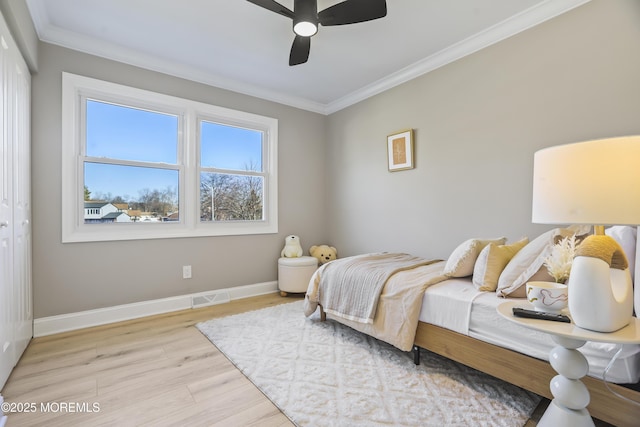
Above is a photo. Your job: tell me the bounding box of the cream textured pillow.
[472,238,529,292]
[443,237,507,278]
[496,227,589,297]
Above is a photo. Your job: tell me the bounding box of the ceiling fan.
[246,0,387,66]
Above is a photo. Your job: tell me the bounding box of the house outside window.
[62,73,278,243]
[84,202,132,223]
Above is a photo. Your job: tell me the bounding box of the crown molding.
[31,20,330,114]
[324,0,592,114]
[27,0,591,116]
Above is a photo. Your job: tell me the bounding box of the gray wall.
[32,44,327,318]
[325,0,640,260]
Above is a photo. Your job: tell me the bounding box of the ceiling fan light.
[292,0,318,37]
[293,20,317,37]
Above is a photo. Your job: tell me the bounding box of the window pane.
[86,100,178,164]
[200,172,263,221]
[200,121,262,171]
[84,162,179,222]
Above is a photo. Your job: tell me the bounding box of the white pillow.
[497,227,589,297]
[606,226,637,283]
[472,238,529,292]
[443,237,507,278]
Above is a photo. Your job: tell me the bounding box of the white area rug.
[196,300,540,426]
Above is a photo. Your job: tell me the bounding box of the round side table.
[497,301,640,427]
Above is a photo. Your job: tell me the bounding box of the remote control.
[512,307,571,323]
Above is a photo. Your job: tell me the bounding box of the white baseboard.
[33,281,279,337]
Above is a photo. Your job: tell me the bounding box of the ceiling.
[26,0,589,114]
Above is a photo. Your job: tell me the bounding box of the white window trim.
[61,72,278,243]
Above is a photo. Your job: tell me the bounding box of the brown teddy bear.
[309,245,338,265]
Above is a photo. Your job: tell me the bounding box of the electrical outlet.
[183,265,192,279]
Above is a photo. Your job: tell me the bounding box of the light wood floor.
[1,293,297,426]
[1,292,593,427]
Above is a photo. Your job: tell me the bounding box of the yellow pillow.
[472,238,529,291]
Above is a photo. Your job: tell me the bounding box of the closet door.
[0,13,32,389]
[0,25,14,389]
[11,42,31,359]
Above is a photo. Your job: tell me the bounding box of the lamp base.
[568,236,633,333]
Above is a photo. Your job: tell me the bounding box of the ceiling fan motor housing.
[293,0,318,36]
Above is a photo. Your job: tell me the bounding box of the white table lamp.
[532,136,640,332]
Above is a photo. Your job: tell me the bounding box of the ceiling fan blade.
[246,0,294,19]
[318,0,386,26]
[289,35,311,66]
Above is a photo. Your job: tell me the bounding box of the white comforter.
[304,258,448,351]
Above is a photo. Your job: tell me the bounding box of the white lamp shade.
[532,136,640,226]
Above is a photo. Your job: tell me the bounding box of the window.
[62,73,278,242]
[84,100,180,224]
[199,120,266,222]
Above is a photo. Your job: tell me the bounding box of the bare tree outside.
[134,186,178,217]
[200,172,263,221]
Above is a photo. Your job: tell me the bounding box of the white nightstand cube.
[278,256,318,296]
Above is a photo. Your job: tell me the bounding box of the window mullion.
[182,109,197,229]
[200,166,265,178]
[83,156,179,171]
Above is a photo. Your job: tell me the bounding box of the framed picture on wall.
[387,129,414,171]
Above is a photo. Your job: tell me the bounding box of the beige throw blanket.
[318,253,433,323]
[305,256,447,351]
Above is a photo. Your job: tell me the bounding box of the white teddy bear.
[281,235,303,258]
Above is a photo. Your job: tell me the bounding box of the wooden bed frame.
[413,321,640,427]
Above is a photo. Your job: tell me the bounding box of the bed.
[304,226,640,427]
